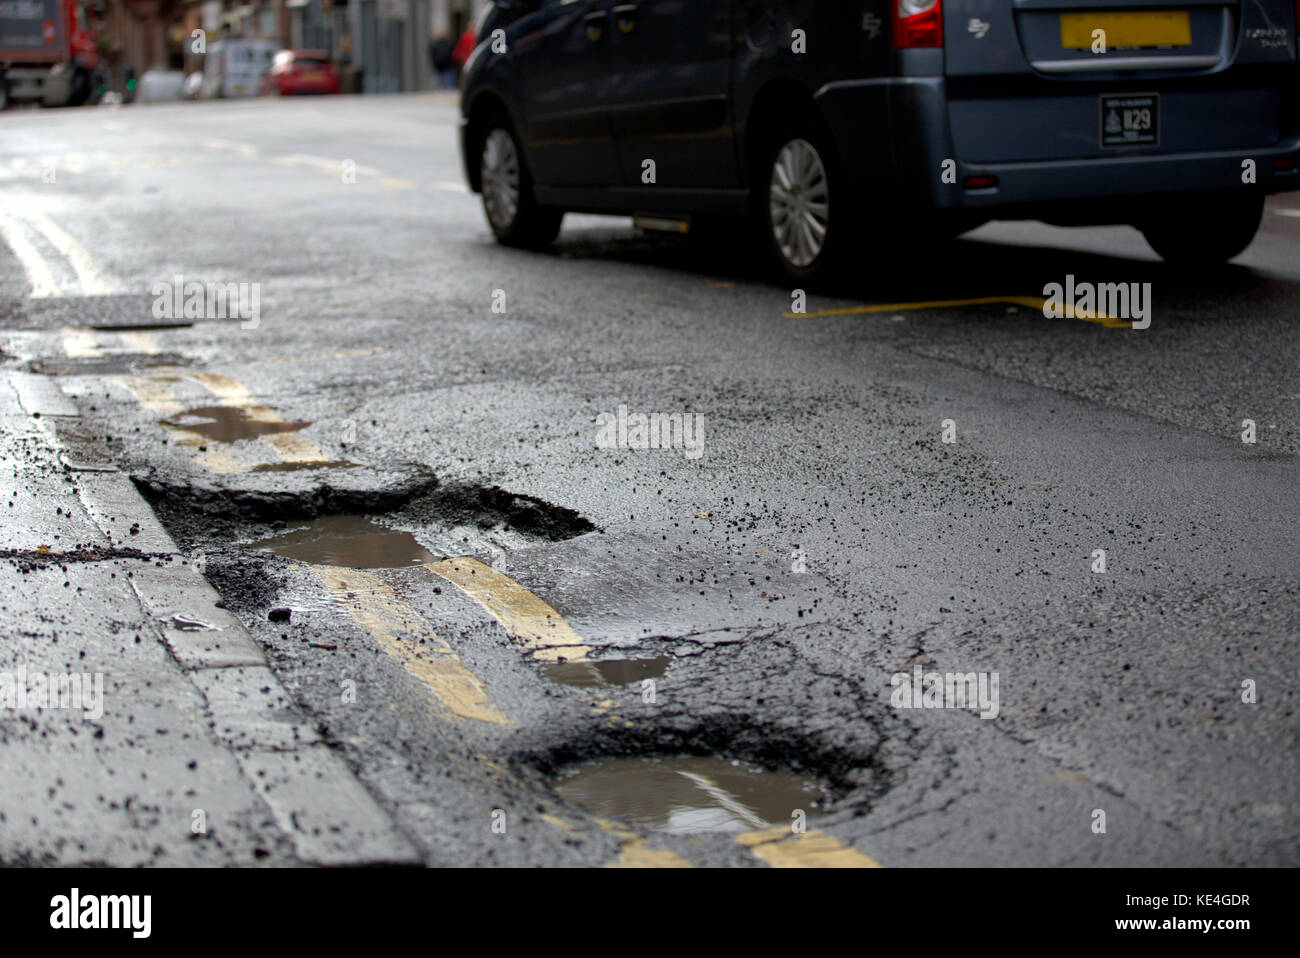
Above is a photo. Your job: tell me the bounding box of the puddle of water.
[249,515,439,568]
[251,460,357,473]
[551,755,825,835]
[545,656,670,688]
[163,405,310,443]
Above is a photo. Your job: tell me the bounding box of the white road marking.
[1273,209,1300,218]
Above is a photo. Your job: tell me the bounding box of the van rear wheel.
[1140,194,1264,266]
[479,124,562,249]
[755,119,846,284]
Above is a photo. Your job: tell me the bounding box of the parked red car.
[260,50,340,96]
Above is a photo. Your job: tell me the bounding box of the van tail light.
[893,0,944,48]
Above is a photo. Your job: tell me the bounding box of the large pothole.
[135,471,597,556]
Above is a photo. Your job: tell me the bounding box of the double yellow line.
[788,294,1129,328]
[0,198,113,298]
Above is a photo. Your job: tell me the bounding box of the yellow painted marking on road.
[202,138,260,159]
[178,370,328,464]
[540,813,579,832]
[166,429,256,475]
[114,374,182,415]
[118,331,160,355]
[606,839,693,868]
[425,557,591,662]
[379,177,415,190]
[591,817,692,866]
[736,827,883,868]
[259,348,382,365]
[20,209,113,295]
[315,566,510,725]
[262,431,328,463]
[0,214,61,297]
[788,295,1127,328]
[60,326,102,358]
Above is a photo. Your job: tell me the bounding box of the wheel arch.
[741,79,827,190]
[464,90,521,195]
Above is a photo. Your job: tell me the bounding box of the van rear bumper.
[815,76,1300,216]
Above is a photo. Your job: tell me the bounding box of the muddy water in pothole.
[249,515,439,568]
[545,657,670,687]
[163,406,309,442]
[551,756,825,835]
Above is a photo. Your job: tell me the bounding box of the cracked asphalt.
[1,94,1297,867]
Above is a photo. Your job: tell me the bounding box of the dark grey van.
[459,0,1300,280]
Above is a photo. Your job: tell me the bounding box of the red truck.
[0,0,100,108]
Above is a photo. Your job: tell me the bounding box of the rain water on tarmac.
[551,755,826,835]
[249,515,439,568]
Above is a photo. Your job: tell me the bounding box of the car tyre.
[755,118,847,284]
[478,122,562,249]
[1140,193,1264,266]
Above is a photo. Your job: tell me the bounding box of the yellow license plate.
[1060,11,1191,49]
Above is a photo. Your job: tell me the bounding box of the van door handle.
[613,4,638,33]
[583,11,607,41]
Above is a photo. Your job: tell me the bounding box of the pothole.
[248,515,438,568]
[551,755,826,835]
[545,656,671,688]
[162,405,310,442]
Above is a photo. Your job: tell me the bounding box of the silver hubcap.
[769,138,830,269]
[482,128,520,231]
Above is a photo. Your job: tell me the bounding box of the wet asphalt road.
[1,94,1298,867]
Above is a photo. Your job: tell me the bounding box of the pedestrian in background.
[431,31,456,90]
[452,22,477,83]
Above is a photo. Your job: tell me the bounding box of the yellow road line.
[113,373,181,414]
[60,326,102,358]
[118,330,160,354]
[789,295,1128,328]
[425,557,591,662]
[259,348,382,365]
[593,817,693,867]
[606,839,693,868]
[178,370,328,464]
[0,214,61,298]
[112,369,329,473]
[736,827,884,868]
[21,209,113,295]
[315,566,510,725]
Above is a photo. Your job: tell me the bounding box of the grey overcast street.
[1,94,1298,870]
